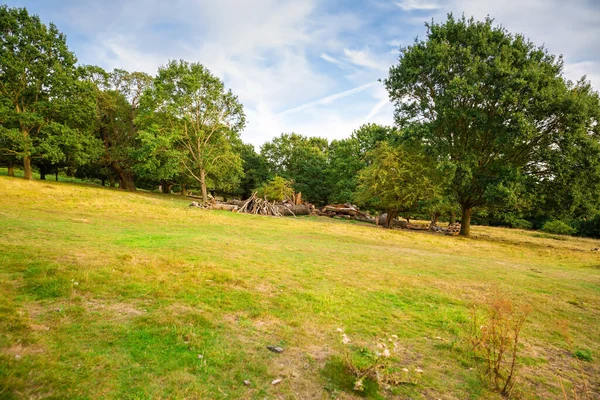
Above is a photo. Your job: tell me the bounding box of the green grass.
[1,176,599,399]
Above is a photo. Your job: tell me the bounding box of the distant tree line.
[1,7,599,237]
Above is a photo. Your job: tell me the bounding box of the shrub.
[507,218,533,230]
[574,349,593,362]
[576,214,600,239]
[335,329,421,394]
[469,292,532,396]
[541,220,576,235]
[255,176,294,202]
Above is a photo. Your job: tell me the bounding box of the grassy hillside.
[0,176,598,399]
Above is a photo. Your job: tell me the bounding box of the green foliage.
[0,6,98,177]
[138,60,245,201]
[261,133,330,205]
[237,143,271,198]
[80,66,153,190]
[384,14,600,235]
[355,141,438,223]
[256,176,294,201]
[327,124,398,204]
[505,217,533,230]
[575,215,600,239]
[541,220,577,235]
[574,349,593,362]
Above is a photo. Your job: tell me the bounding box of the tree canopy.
[384,14,600,236]
[137,60,246,202]
[0,5,97,179]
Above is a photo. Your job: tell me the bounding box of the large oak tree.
[385,14,597,236]
[0,6,96,179]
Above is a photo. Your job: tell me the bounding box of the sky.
[7,0,600,148]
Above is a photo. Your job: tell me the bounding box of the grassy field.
[0,176,599,399]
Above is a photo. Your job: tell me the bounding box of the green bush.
[256,176,294,201]
[574,349,593,362]
[541,220,576,236]
[507,217,532,230]
[576,215,600,239]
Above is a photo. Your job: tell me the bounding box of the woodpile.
[189,192,312,217]
[444,223,461,235]
[315,203,376,224]
[237,193,284,216]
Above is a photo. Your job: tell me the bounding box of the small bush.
[469,292,532,396]
[541,220,576,236]
[576,214,600,239]
[574,349,593,362]
[255,176,294,201]
[334,329,421,394]
[508,218,533,230]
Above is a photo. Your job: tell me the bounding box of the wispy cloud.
[396,0,444,11]
[320,52,349,69]
[343,47,389,72]
[278,82,378,116]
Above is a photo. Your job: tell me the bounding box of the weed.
[469,291,531,397]
[335,328,420,394]
[573,349,593,362]
[557,322,593,399]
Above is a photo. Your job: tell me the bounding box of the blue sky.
[7,0,600,148]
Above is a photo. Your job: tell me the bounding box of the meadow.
[0,176,598,399]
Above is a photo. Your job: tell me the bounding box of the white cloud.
[278,82,378,116]
[320,52,349,69]
[343,47,390,72]
[396,0,444,11]
[563,61,600,91]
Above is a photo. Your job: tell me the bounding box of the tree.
[534,79,600,221]
[82,66,153,191]
[261,133,330,205]
[238,143,271,199]
[355,142,438,228]
[256,176,294,201]
[385,14,597,236]
[0,6,91,179]
[138,60,245,203]
[327,124,399,203]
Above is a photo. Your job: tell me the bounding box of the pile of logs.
[444,223,461,235]
[237,193,285,216]
[315,204,376,224]
[189,193,312,217]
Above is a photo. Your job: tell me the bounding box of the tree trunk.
[161,181,171,194]
[39,165,46,180]
[23,156,32,180]
[111,162,135,191]
[459,206,472,237]
[449,211,456,224]
[200,168,208,203]
[101,178,106,186]
[119,172,136,191]
[7,164,15,177]
[181,184,187,196]
[109,176,115,187]
[385,209,398,229]
[55,168,59,181]
[431,212,440,225]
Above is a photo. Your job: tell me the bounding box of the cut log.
[212,203,239,211]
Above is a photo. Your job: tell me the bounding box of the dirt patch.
[2,343,45,357]
[85,299,145,321]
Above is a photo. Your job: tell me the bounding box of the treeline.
[1,7,600,237]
